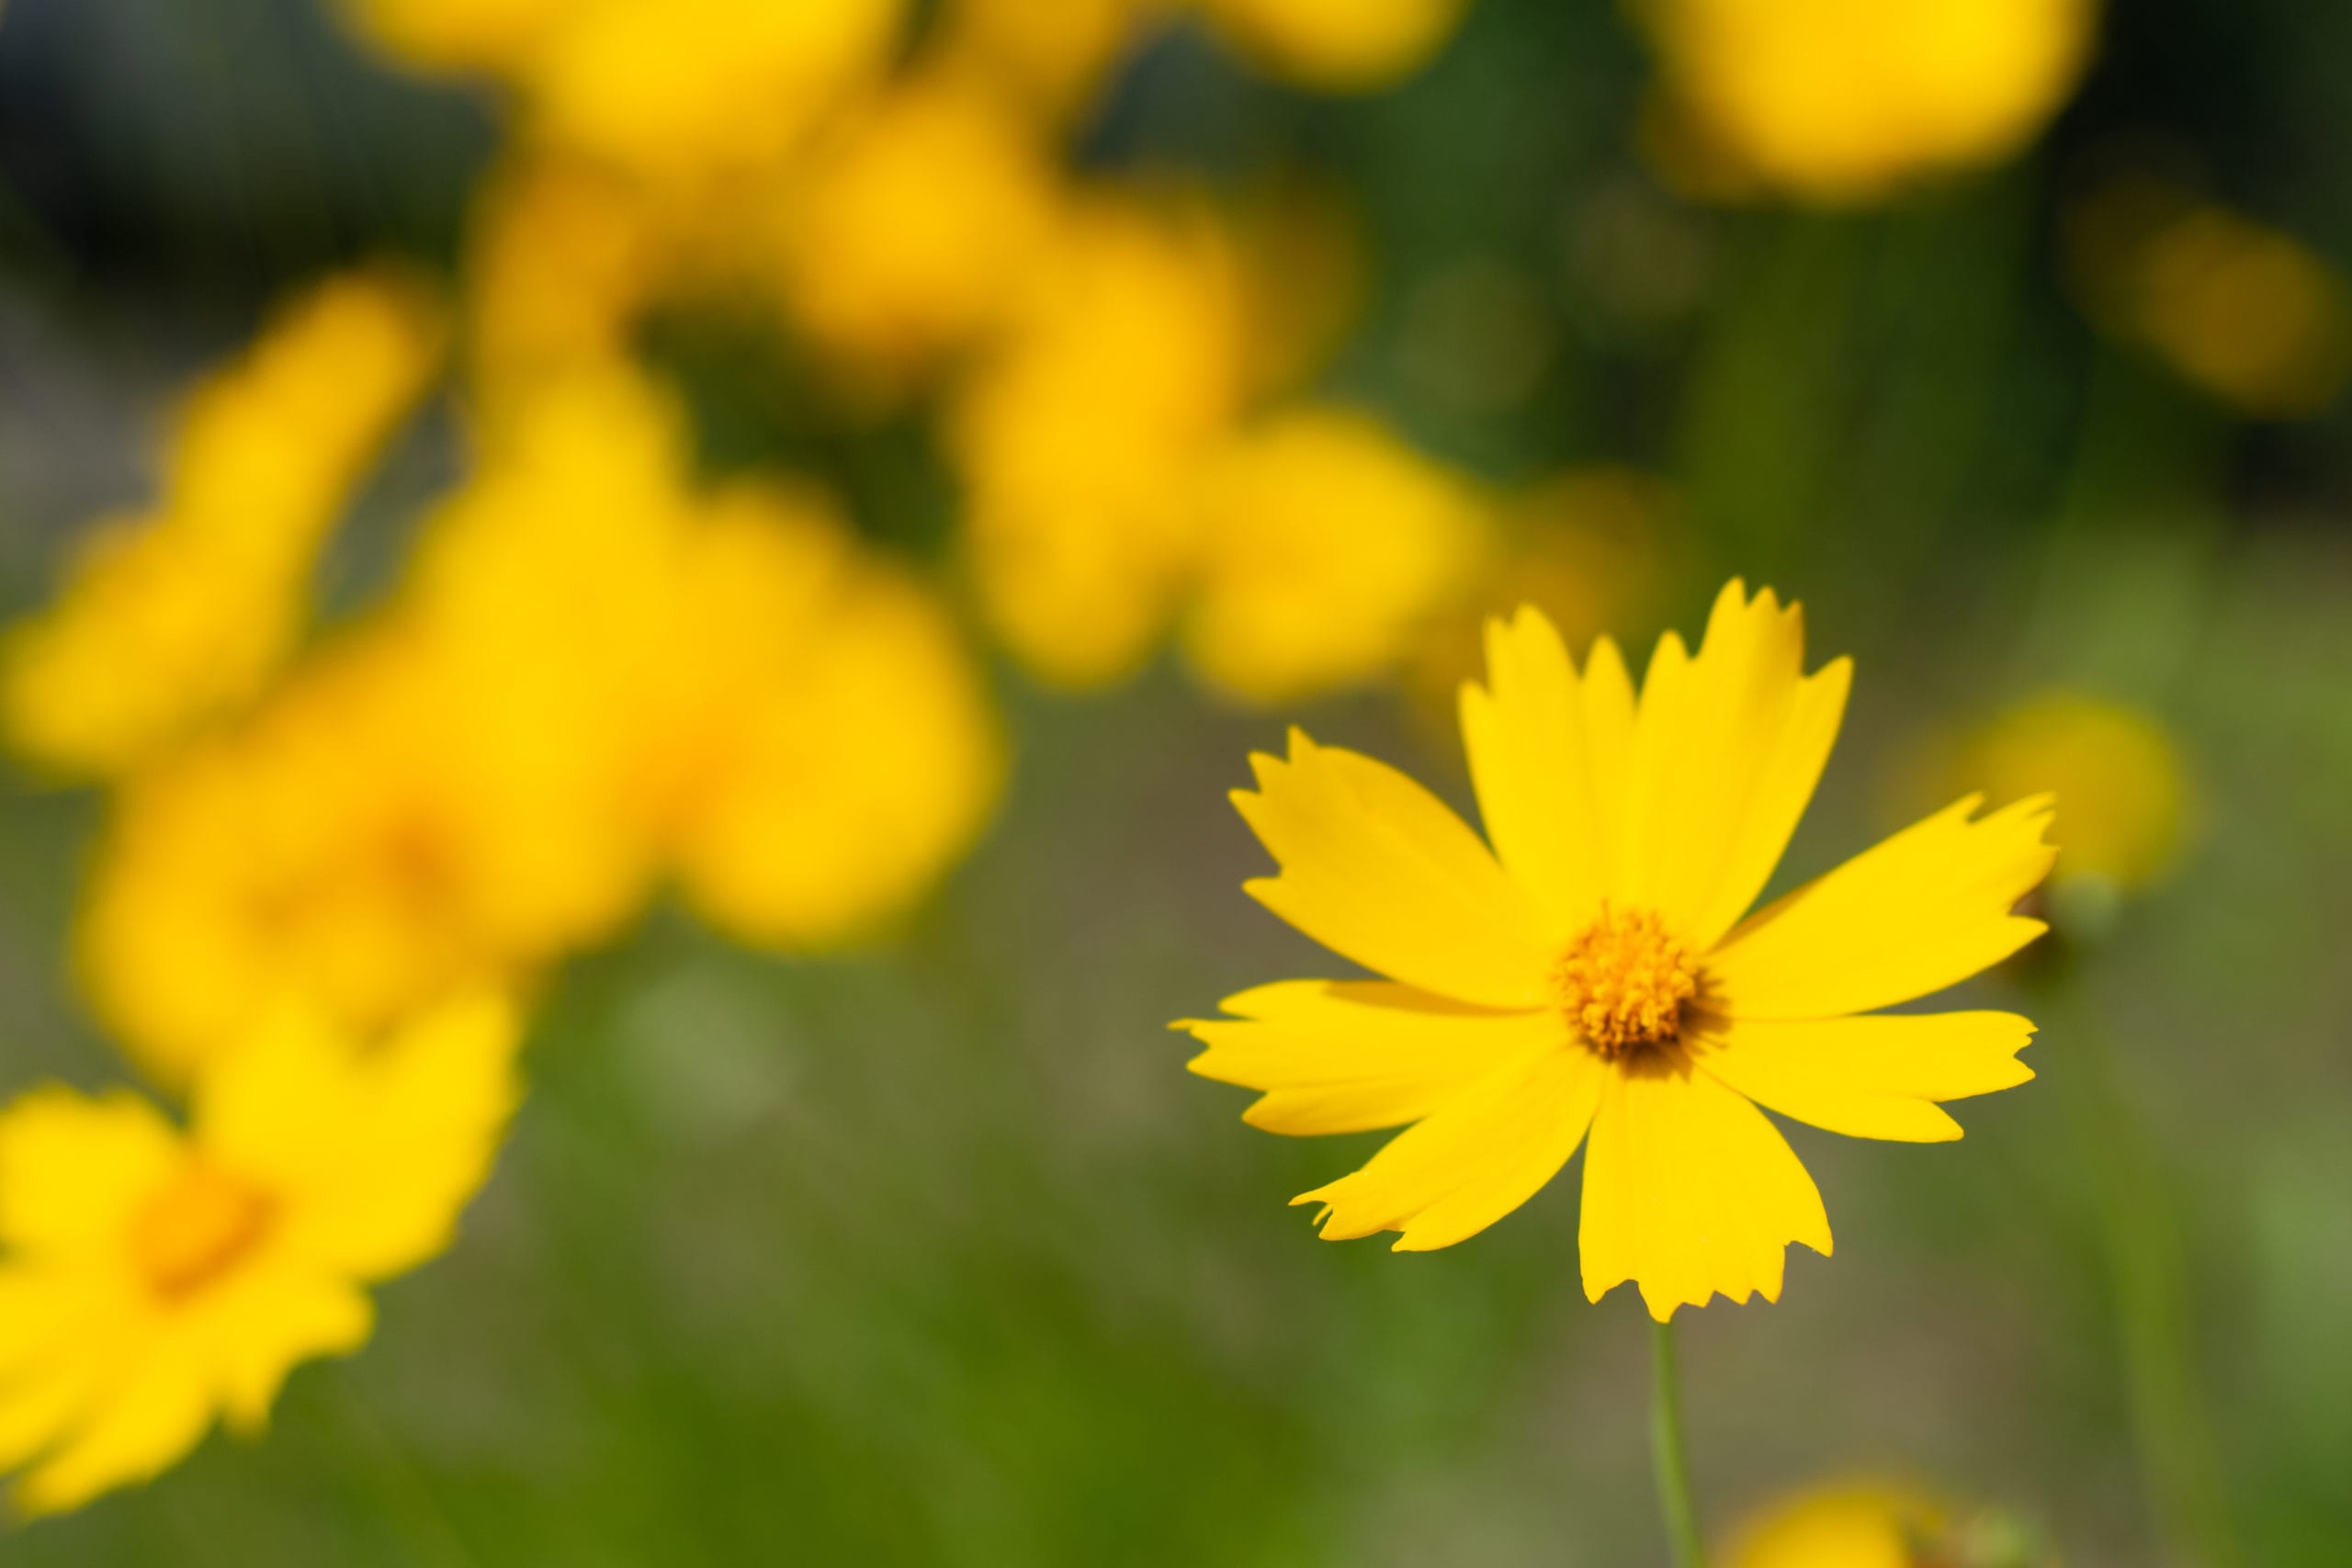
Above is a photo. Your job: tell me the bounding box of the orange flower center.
[130,1161,276,1303]
[1554,903,1698,1058]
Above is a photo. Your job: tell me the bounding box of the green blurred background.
[4,0,2351,1562]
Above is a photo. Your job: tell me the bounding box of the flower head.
[1182,582,2055,1319]
[1637,0,2098,204]
[0,993,519,1516]
[1726,1479,2055,1568]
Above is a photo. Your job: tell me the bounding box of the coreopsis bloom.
[521,0,905,179]
[1183,583,2054,1319]
[1635,0,2098,203]
[1178,407,1490,705]
[0,993,519,1516]
[78,620,641,1089]
[1194,0,1471,92]
[933,0,1157,123]
[408,367,1005,951]
[1727,1480,2053,1568]
[633,481,1009,949]
[952,193,1491,701]
[951,193,1252,688]
[336,0,903,181]
[464,153,671,414]
[1947,690,2188,900]
[771,71,1063,400]
[3,269,442,777]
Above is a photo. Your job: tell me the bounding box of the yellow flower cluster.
[79,365,1001,1090]
[1636,0,2099,203]
[0,0,1492,1518]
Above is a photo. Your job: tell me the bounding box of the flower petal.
[1578,1063,1832,1321]
[1233,728,1554,1008]
[203,1264,374,1433]
[1459,608,1640,938]
[0,1090,181,1258]
[1181,980,1565,1135]
[15,1329,217,1517]
[1693,1010,2036,1143]
[1706,794,2057,1021]
[1291,1042,1605,1251]
[0,1267,126,1475]
[1622,581,1851,948]
[200,992,522,1281]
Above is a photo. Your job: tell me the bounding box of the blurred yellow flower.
[1726,1482,1949,1568]
[4,269,442,778]
[1183,583,2054,1318]
[952,192,1250,688]
[954,192,1486,703]
[0,993,518,1517]
[1725,1479,2059,1568]
[522,0,905,179]
[79,621,639,1089]
[411,367,1004,952]
[341,0,904,180]
[933,0,1157,122]
[2128,205,2352,415]
[1637,0,2098,203]
[773,72,1063,400]
[465,153,671,412]
[1951,690,2189,898]
[1180,406,1490,705]
[1196,0,1471,92]
[656,486,1007,947]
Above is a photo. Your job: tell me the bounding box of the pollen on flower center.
[130,1161,276,1303]
[1553,903,1699,1059]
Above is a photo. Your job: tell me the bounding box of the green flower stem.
[2039,954,2241,1568]
[1649,1317,1709,1568]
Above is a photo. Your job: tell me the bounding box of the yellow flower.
[1194,0,1471,91]
[4,269,443,778]
[0,993,519,1517]
[409,367,1005,951]
[933,0,1159,122]
[1948,690,2188,899]
[954,194,1486,703]
[521,0,905,179]
[1725,1479,2059,1568]
[644,484,1009,949]
[772,72,1063,399]
[1180,406,1492,705]
[1182,583,2054,1319]
[1636,0,2098,203]
[78,621,640,1089]
[952,192,1250,688]
[1726,1482,1948,1568]
[464,153,672,413]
